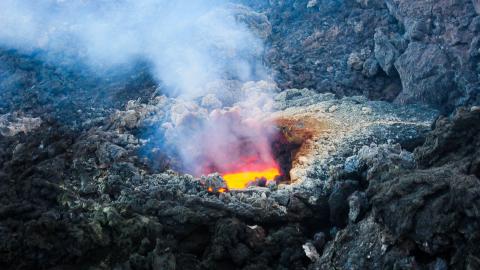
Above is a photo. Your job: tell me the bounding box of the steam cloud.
[0,0,277,180]
[0,0,268,97]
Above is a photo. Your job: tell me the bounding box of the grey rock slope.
[240,0,479,112]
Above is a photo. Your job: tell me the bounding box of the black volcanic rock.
[0,1,479,269]
[240,0,480,110]
[314,108,480,270]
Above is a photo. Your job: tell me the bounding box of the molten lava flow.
[222,167,280,189]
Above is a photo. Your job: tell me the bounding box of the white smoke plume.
[0,0,279,182]
[0,0,268,97]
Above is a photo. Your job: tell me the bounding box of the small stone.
[313,232,326,250]
[362,107,373,114]
[123,110,138,129]
[344,155,360,174]
[328,105,338,113]
[307,0,318,8]
[96,142,128,164]
[302,242,320,262]
[362,58,380,77]
[348,191,367,223]
[407,20,429,41]
[348,52,364,71]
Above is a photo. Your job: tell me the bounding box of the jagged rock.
[230,4,272,39]
[362,58,380,77]
[348,52,364,71]
[369,164,480,261]
[374,29,401,76]
[429,258,448,270]
[303,241,320,262]
[312,232,326,251]
[314,215,399,270]
[469,36,480,58]
[307,0,318,8]
[348,191,367,223]
[345,143,415,182]
[96,142,128,164]
[473,0,480,14]
[328,180,359,227]
[404,19,430,41]
[262,0,399,99]
[384,0,480,111]
[395,42,456,111]
[415,108,480,176]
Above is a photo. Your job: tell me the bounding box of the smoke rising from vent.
[0,0,268,97]
[0,0,278,185]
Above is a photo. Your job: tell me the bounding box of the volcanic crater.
[1,0,480,269]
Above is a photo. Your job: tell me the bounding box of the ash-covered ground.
[1,1,480,270]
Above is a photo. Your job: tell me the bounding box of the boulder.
[374,30,401,76]
[394,42,456,111]
[328,180,359,227]
[96,142,128,164]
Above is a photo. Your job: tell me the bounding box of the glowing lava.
[222,167,280,189]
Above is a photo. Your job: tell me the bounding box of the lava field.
[0,0,479,269]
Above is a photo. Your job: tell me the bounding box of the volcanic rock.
[328,180,359,227]
[394,42,456,111]
[473,0,480,14]
[0,112,42,136]
[303,241,320,262]
[313,108,480,269]
[374,29,402,76]
[348,191,367,223]
[0,1,478,269]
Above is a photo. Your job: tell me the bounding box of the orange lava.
[222,167,280,189]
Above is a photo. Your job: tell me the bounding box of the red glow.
[204,154,281,189]
[184,108,283,190]
[222,167,280,189]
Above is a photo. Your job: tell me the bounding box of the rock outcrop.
[313,108,480,269]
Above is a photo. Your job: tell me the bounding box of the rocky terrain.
[0,0,479,270]
[245,0,480,112]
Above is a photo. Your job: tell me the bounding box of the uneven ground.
[1,0,480,270]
